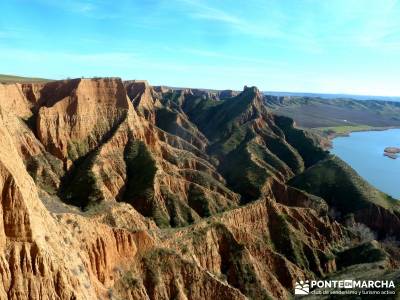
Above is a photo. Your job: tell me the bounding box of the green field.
[315,125,376,135]
[0,74,51,83]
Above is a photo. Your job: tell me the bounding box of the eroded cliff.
[0,78,398,299]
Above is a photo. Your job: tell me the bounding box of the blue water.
[331,129,400,199]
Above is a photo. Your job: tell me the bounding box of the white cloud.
[178,0,283,37]
[176,0,400,53]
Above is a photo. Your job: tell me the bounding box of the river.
[331,129,400,199]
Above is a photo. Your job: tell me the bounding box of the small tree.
[349,223,376,242]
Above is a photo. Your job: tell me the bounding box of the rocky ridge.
[0,78,398,299]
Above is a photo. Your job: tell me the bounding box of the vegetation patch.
[187,185,212,217]
[270,213,311,271]
[61,150,104,208]
[121,140,159,218]
[25,152,64,194]
[162,186,198,227]
[220,143,269,203]
[264,137,304,174]
[274,115,328,167]
[0,74,51,83]
[336,241,387,269]
[317,125,375,135]
[123,140,157,201]
[289,155,400,214]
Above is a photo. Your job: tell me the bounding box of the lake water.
[331,129,400,199]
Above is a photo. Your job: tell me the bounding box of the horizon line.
[2,72,400,99]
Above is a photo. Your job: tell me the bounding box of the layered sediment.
[0,78,398,299]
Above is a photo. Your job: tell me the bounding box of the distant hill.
[265,91,400,102]
[0,74,51,83]
[264,95,400,129]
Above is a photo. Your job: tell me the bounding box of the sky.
[1,0,400,96]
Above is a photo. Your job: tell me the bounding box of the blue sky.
[1,0,400,95]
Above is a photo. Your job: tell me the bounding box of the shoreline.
[313,126,400,150]
[326,126,398,139]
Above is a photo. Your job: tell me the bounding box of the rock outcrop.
[384,147,400,159]
[384,147,400,153]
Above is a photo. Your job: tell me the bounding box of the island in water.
[384,147,400,159]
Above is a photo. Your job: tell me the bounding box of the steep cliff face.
[0,109,90,299]
[0,79,398,299]
[163,196,343,300]
[36,78,130,166]
[125,80,160,124]
[18,79,239,227]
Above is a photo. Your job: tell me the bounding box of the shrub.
[349,223,376,242]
